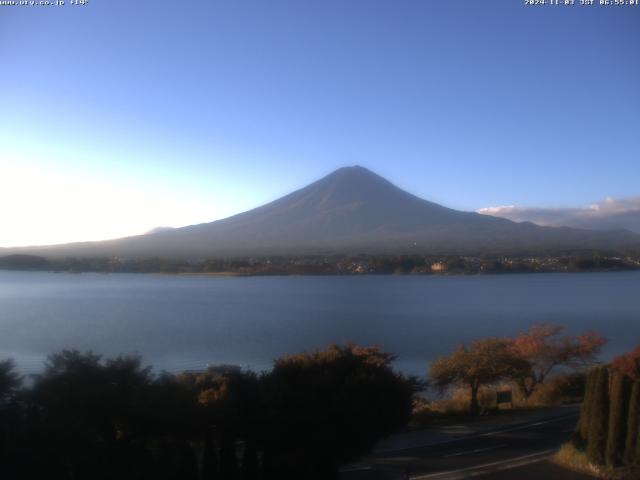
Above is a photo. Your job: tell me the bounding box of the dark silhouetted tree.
[28,350,159,480]
[262,344,417,480]
[0,358,21,401]
[577,367,598,445]
[0,359,23,479]
[606,371,631,466]
[0,345,420,480]
[176,364,262,480]
[611,345,640,466]
[624,381,640,466]
[636,420,640,466]
[145,373,202,480]
[241,439,260,480]
[587,366,609,465]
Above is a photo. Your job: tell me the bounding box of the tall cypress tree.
[578,368,597,444]
[606,372,631,466]
[587,366,609,465]
[636,418,640,465]
[624,381,640,465]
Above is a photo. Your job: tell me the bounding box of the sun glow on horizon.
[0,159,225,248]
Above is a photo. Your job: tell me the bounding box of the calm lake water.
[1,270,639,376]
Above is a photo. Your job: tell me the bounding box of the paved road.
[340,413,591,480]
[479,460,594,480]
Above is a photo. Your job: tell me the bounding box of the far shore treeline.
[0,252,639,275]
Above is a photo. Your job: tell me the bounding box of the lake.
[1,270,638,376]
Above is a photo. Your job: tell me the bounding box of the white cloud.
[478,198,640,233]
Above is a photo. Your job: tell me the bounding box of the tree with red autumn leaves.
[430,324,606,414]
[511,324,606,399]
[612,345,640,381]
[430,338,530,415]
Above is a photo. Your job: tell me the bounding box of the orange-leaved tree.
[430,338,529,415]
[512,324,606,399]
[612,345,640,381]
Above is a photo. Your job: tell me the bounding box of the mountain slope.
[5,166,640,259]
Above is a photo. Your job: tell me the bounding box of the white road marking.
[339,464,372,472]
[375,414,577,454]
[410,449,556,480]
[480,418,554,436]
[443,443,508,458]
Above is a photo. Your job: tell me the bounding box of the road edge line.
[409,448,556,480]
[374,413,578,454]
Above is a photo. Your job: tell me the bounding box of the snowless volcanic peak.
[5,166,640,259]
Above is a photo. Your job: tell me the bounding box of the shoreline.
[1,267,639,277]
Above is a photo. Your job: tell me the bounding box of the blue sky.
[1,0,639,246]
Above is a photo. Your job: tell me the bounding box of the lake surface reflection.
[1,270,638,376]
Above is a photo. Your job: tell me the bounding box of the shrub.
[527,371,587,407]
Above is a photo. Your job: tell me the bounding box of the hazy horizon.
[2,164,640,248]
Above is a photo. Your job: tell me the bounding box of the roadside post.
[496,390,514,409]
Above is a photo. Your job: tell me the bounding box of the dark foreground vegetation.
[0,326,633,479]
[1,252,639,275]
[0,345,417,480]
[553,346,640,478]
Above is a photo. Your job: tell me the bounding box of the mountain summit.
[6,166,639,259]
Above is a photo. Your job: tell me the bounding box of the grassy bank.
[411,373,585,428]
[553,443,640,479]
